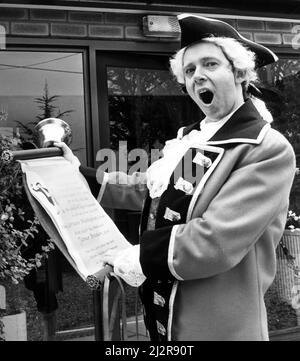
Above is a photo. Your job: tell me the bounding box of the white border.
[168,224,184,281]
[206,123,271,146]
[167,280,179,341]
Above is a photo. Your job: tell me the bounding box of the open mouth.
[198,89,214,105]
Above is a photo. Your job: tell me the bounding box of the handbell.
[34,118,72,148]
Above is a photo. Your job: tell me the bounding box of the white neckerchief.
[200,110,234,139]
[146,105,243,199]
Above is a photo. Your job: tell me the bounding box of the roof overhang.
[1,0,300,20]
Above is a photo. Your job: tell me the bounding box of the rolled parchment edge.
[12,147,63,161]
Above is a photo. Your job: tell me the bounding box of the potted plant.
[271,210,300,326]
[285,210,300,233]
[0,133,54,341]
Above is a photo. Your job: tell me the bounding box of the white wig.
[170,36,257,86]
[169,36,273,122]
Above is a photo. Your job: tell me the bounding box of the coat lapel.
[182,99,270,146]
[141,100,271,233]
[207,99,270,145]
[183,99,271,220]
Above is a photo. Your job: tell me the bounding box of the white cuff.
[113,245,146,287]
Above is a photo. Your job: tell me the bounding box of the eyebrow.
[183,56,218,69]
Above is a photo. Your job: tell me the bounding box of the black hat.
[178,14,278,68]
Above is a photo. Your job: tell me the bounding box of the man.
[56,14,296,341]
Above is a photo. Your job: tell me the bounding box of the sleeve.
[79,166,100,199]
[140,132,296,281]
[97,171,148,211]
[79,166,148,210]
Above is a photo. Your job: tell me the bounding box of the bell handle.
[12,147,63,161]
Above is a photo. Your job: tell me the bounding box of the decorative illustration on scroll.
[30,181,61,214]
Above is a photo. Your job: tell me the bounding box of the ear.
[234,69,246,84]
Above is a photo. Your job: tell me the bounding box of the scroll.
[17,152,131,288]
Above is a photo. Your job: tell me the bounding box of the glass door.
[96,52,202,244]
[96,52,202,322]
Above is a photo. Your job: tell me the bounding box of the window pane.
[107,66,202,154]
[106,64,202,240]
[105,64,203,329]
[0,51,92,340]
[0,51,86,164]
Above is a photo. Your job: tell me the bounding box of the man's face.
[183,42,244,121]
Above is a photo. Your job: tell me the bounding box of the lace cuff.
[113,245,146,287]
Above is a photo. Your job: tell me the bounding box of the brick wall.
[0,7,299,49]
[0,8,178,42]
[216,18,300,48]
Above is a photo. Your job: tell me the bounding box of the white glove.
[102,245,146,287]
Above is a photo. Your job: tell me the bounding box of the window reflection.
[259,59,300,213]
[0,51,86,164]
[107,66,202,155]
[106,65,202,248]
[0,51,91,340]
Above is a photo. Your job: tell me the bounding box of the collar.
[199,103,244,140]
[183,99,270,145]
[201,102,243,128]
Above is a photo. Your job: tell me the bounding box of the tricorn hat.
[178,14,278,68]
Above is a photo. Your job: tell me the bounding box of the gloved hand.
[102,245,146,287]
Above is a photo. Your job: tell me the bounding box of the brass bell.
[34,118,72,148]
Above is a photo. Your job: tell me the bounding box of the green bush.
[0,134,54,340]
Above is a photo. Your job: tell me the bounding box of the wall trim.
[5,36,179,53]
